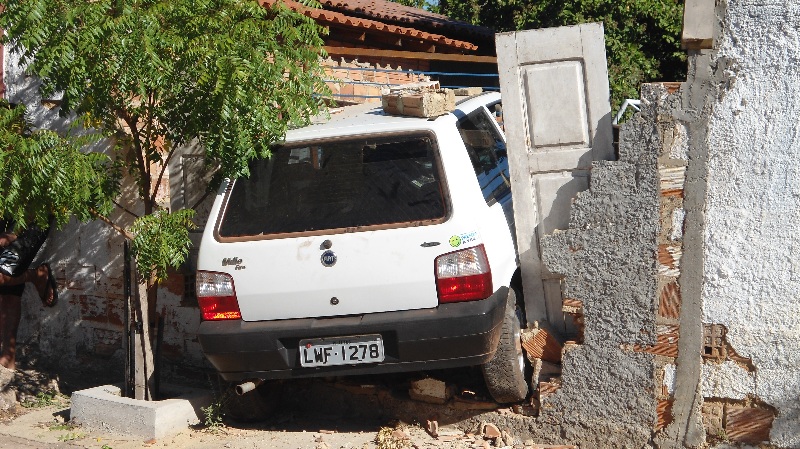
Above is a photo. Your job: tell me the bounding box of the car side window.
[456,102,511,206]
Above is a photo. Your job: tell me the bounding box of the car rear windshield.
[217,133,447,238]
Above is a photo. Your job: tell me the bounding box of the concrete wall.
[531,1,800,447]
[698,0,800,446]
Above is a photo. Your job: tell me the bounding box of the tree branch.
[124,113,152,213]
[90,208,134,240]
[113,200,140,219]
[149,146,175,207]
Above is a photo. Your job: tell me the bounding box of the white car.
[195,91,529,404]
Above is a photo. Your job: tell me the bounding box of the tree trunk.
[133,277,157,400]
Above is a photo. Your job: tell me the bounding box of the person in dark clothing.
[0,222,56,371]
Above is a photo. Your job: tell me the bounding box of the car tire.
[224,382,279,423]
[482,287,529,403]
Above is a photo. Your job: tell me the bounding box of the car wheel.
[481,287,529,403]
[224,382,279,423]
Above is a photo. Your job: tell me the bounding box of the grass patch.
[21,390,66,409]
[57,431,85,442]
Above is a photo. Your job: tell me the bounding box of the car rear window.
[217,133,447,238]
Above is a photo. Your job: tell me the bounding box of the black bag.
[0,225,50,277]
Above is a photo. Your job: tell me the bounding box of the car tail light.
[435,244,493,303]
[196,271,242,321]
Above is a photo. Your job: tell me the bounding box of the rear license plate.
[299,334,385,368]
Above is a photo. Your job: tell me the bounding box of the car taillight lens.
[196,271,242,321]
[435,244,493,303]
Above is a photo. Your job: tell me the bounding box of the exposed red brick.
[160,342,184,360]
[702,401,724,437]
[699,323,755,369]
[163,271,185,296]
[633,325,679,358]
[658,280,681,319]
[521,327,563,363]
[656,399,674,431]
[725,406,774,444]
[538,380,561,398]
[727,346,755,370]
[703,323,727,360]
[658,82,682,94]
[78,294,109,324]
[426,420,438,437]
[93,341,121,357]
[658,244,681,269]
[481,423,501,439]
[107,310,125,328]
[561,298,583,314]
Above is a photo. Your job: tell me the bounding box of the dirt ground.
[0,361,553,449]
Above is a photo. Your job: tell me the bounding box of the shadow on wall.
[6,54,211,386]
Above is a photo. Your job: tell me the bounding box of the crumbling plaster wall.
[699,1,800,446]
[2,49,209,380]
[529,85,665,447]
[531,1,800,447]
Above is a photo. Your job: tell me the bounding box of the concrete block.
[0,388,16,412]
[682,0,714,49]
[452,87,483,96]
[382,89,454,118]
[0,365,13,389]
[408,378,453,404]
[70,384,212,440]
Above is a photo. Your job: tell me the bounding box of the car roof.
[285,91,501,143]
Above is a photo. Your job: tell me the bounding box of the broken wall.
[528,1,800,447]
[696,0,800,446]
[529,83,665,448]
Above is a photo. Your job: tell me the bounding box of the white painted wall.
[702,1,800,446]
[3,47,205,375]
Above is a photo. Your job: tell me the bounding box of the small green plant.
[49,423,76,431]
[101,445,114,449]
[21,391,62,408]
[57,431,85,442]
[201,392,228,434]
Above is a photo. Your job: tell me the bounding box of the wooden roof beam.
[324,46,497,64]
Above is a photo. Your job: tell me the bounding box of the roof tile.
[263,0,479,51]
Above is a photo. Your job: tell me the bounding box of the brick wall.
[322,56,430,104]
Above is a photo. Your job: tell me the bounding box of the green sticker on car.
[449,235,462,247]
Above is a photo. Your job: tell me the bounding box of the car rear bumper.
[197,287,508,381]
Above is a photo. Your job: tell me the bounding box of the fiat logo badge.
[320,250,337,267]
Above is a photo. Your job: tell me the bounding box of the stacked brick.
[322,57,430,104]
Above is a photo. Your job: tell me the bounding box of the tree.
[0,102,117,230]
[436,0,686,110]
[0,0,329,400]
[386,0,435,10]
